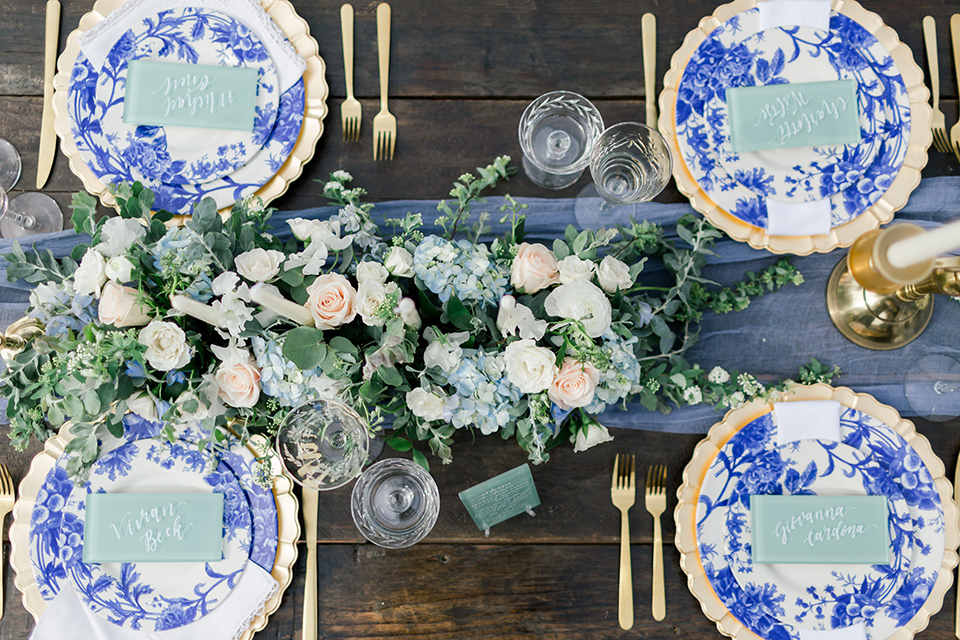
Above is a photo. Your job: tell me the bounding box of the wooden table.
[1,1,960,638]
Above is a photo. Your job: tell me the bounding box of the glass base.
[522,154,583,190]
[1,193,63,238]
[904,354,960,422]
[0,138,21,192]
[573,183,641,229]
[351,458,439,549]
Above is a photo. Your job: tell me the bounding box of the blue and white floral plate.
[677,384,959,640]
[94,7,280,186]
[660,0,931,254]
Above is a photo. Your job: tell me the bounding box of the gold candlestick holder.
[826,223,959,350]
[0,317,44,363]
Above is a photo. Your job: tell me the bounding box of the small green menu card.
[458,464,541,533]
[726,79,861,152]
[123,60,259,131]
[751,495,888,565]
[83,493,224,563]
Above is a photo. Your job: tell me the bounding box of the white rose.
[104,256,135,283]
[74,248,108,298]
[384,246,415,277]
[98,282,151,328]
[357,280,398,327]
[213,345,261,408]
[305,273,358,329]
[503,339,558,394]
[549,358,600,411]
[235,248,285,283]
[572,422,614,453]
[138,320,192,371]
[97,217,146,258]
[510,242,559,294]
[597,256,633,294]
[544,280,612,338]
[406,387,446,422]
[557,255,596,285]
[356,261,389,285]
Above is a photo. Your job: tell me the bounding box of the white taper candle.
[170,294,220,327]
[249,282,315,326]
[887,218,960,269]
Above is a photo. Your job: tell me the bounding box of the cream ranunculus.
[510,242,559,294]
[138,320,192,371]
[305,273,358,329]
[357,280,398,327]
[406,387,446,422]
[355,261,389,285]
[572,421,614,452]
[557,255,596,285]
[104,256,135,283]
[543,280,612,338]
[384,246,415,277]
[235,248,285,283]
[98,282,152,327]
[212,344,261,408]
[596,255,633,294]
[74,248,108,298]
[548,358,600,410]
[503,339,558,394]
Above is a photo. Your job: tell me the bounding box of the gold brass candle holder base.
[826,257,933,350]
[0,317,45,362]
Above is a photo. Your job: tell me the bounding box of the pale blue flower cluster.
[443,348,521,435]
[251,335,343,408]
[151,226,215,301]
[29,281,98,338]
[584,333,643,414]
[412,235,509,307]
[332,203,385,256]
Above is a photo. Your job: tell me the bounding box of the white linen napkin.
[774,400,842,445]
[759,0,831,31]
[30,563,279,640]
[799,623,867,640]
[766,199,833,237]
[78,0,306,92]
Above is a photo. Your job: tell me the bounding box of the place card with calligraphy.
[726,79,861,152]
[123,60,259,131]
[750,494,889,564]
[458,464,541,536]
[83,493,224,563]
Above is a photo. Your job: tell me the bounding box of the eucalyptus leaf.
[281,327,328,370]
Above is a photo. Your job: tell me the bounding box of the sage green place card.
[726,79,861,152]
[83,493,224,563]
[751,495,888,565]
[458,464,541,531]
[123,59,259,131]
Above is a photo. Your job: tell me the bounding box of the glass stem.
[8,208,36,230]
[934,381,960,395]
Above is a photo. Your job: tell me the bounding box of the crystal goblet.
[351,458,440,549]
[0,138,22,192]
[904,354,960,422]
[0,186,64,238]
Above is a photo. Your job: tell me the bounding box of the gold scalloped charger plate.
[658,0,931,255]
[51,0,328,218]
[675,383,959,640]
[9,430,299,640]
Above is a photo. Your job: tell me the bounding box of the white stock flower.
[212,271,241,296]
[138,320,192,371]
[127,393,160,422]
[424,330,468,373]
[287,218,327,242]
[497,295,547,341]
[104,256,135,283]
[544,280,612,338]
[572,422,614,453]
[406,387,447,422]
[356,261,389,285]
[384,246,415,277]
[212,295,254,337]
[503,339,558,394]
[557,255,596,285]
[74,248,108,298]
[357,279,398,327]
[596,256,634,294]
[235,248,285,283]
[97,217,146,258]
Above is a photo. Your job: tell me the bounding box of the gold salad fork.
[373,2,396,160]
[923,16,951,153]
[340,4,361,142]
[645,465,667,622]
[950,14,960,162]
[610,454,635,630]
[0,464,15,620]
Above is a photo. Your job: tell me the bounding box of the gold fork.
[373,2,396,160]
[340,4,361,142]
[923,16,951,153]
[950,14,960,162]
[0,465,15,620]
[610,453,635,630]
[645,464,667,622]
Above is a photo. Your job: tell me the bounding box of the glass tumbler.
[518,91,604,190]
[351,458,440,549]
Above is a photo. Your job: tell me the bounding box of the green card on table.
[123,59,259,131]
[458,464,541,531]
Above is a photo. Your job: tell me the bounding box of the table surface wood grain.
[1,1,960,638]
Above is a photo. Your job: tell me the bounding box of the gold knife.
[36,0,60,190]
[302,488,319,640]
[954,450,959,639]
[642,13,657,129]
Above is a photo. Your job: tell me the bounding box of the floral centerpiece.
[0,157,835,477]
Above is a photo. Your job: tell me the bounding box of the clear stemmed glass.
[0,138,22,192]
[518,91,605,190]
[904,354,960,423]
[275,399,371,490]
[0,186,64,239]
[574,122,673,229]
[350,458,440,549]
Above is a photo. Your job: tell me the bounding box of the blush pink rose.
[510,242,559,294]
[305,273,358,329]
[215,355,262,408]
[98,282,152,327]
[548,358,600,411]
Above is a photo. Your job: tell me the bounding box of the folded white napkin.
[766,199,833,237]
[799,622,867,640]
[30,563,278,640]
[78,0,306,93]
[774,400,842,445]
[759,0,831,31]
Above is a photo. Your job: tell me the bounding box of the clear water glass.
[351,458,440,549]
[0,138,22,192]
[275,399,370,491]
[0,186,64,238]
[518,91,604,190]
[904,354,960,422]
[590,122,672,204]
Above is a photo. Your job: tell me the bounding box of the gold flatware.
[645,464,666,622]
[610,453,635,630]
[642,13,657,129]
[373,2,396,160]
[0,464,15,620]
[36,0,60,189]
[340,4,361,142]
[950,14,960,162]
[923,16,951,153]
[302,488,319,640]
